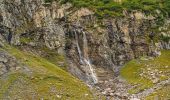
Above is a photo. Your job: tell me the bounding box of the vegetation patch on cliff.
[53,0,170,18]
[160,34,170,43]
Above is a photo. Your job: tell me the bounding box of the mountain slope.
[0,45,102,100]
[0,0,170,99]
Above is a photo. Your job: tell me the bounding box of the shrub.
[160,34,170,43]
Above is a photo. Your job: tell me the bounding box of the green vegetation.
[45,0,170,18]
[160,34,170,42]
[14,21,34,34]
[0,45,99,99]
[20,37,33,44]
[121,50,170,94]
[44,0,53,3]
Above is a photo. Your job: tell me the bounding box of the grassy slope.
[120,50,170,98]
[0,45,99,100]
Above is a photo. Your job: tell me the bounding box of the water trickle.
[84,59,98,84]
[74,29,98,84]
[82,31,98,84]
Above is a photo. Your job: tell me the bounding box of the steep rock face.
[65,10,162,84]
[0,0,169,85]
[0,0,65,53]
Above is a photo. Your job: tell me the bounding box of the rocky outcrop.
[0,50,20,75]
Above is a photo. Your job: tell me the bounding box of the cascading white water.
[74,29,98,84]
[82,31,98,84]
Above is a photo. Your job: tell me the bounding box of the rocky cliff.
[0,0,170,99]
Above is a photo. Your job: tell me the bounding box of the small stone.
[30,76,35,80]
[110,93,114,96]
[104,81,108,84]
[130,98,140,100]
[56,94,61,98]
[102,91,107,95]
[115,92,121,96]
[0,57,8,63]
[159,71,162,74]
[152,78,159,84]
[155,69,158,72]
[85,94,88,96]
[165,66,168,68]
[161,75,165,77]
[99,81,104,83]
[139,73,143,77]
[16,66,20,70]
[49,83,52,85]
[109,90,115,93]
[147,68,151,71]
[105,88,111,91]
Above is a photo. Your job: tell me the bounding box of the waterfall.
[74,29,98,84]
[74,30,83,64]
